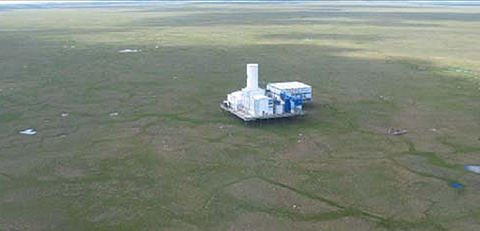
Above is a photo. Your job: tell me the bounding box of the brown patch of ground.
[225,177,337,216]
[276,134,329,160]
[214,212,372,231]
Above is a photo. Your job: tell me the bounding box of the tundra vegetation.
[0,3,480,231]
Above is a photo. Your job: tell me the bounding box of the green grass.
[1,3,480,231]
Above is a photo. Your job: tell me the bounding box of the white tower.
[246,63,259,90]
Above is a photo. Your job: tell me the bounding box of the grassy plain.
[1,3,480,231]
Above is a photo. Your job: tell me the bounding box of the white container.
[252,95,270,116]
[267,81,312,103]
[275,104,283,115]
[242,88,265,113]
[228,91,244,111]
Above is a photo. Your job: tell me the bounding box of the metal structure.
[221,64,312,121]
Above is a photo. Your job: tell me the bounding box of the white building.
[267,81,312,103]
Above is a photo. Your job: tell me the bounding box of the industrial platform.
[221,63,311,121]
[220,104,305,122]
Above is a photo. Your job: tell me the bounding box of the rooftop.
[268,81,311,90]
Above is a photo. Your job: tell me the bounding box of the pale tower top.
[246,63,259,90]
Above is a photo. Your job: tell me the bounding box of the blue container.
[294,96,303,106]
[284,98,291,112]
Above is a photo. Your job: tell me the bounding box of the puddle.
[450,181,463,189]
[118,49,140,53]
[20,128,37,135]
[464,165,480,174]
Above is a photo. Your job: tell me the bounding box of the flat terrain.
[1,3,480,231]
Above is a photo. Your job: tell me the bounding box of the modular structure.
[221,64,312,121]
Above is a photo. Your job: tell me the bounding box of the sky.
[1,0,477,7]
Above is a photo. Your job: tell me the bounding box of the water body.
[450,181,464,189]
[1,1,480,11]
[465,165,480,174]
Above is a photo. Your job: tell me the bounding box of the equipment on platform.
[221,64,312,121]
